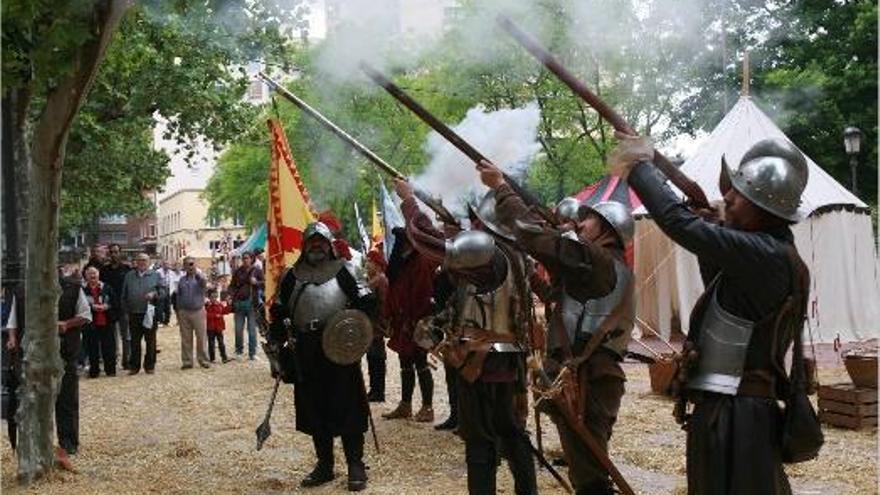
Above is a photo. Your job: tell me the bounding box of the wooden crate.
[817,383,878,430]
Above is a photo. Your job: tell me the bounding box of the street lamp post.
[843,126,863,196]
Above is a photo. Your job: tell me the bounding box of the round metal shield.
[322,309,373,365]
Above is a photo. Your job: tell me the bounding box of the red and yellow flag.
[266,118,316,305]
[370,198,384,249]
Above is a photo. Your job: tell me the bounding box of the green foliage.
[671,0,878,205]
[26,1,309,233]
[207,0,878,238]
[208,0,704,237]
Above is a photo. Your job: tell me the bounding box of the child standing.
[205,288,231,363]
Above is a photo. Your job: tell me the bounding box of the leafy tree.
[1,0,306,481]
[207,0,707,233]
[671,0,877,206]
[59,1,311,236]
[2,0,132,481]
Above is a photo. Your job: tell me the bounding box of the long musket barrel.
[496,16,711,209]
[359,63,556,223]
[260,72,458,225]
[260,72,406,179]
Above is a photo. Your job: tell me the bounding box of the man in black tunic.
[609,135,812,495]
[268,221,374,492]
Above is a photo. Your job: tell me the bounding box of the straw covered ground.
[1,320,877,494]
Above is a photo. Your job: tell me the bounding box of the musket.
[258,72,458,225]
[531,364,636,495]
[496,16,711,210]
[526,432,573,493]
[358,63,558,224]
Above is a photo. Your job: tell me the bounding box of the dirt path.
[2,321,876,494]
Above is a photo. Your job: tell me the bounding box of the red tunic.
[206,300,230,334]
[385,253,438,358]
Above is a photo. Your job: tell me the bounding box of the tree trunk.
[2,89,32,283]
[16,0,130,484]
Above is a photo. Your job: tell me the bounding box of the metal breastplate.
[687,286,755,395]
[289,276,349,330]
[556,259,633,357]
[458,266,520,353]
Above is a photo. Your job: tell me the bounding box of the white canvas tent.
[633,96,879,344]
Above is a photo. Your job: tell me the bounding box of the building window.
[149,224,156,237]
[99,214,127,225]
[247,80,264,101]
[112,232,128,244]
[233,239,245,248]
[207,214,221,228]
[233,212,244,226]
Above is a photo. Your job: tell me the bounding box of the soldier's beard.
[306,250,327,265]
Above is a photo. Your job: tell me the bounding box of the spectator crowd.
[1,243,266,465]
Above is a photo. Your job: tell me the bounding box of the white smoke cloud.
[412,102,542,216]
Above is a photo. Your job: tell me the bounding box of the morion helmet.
[582,201,634,245]
[467,190,515,241]
[303,222,334,243]
[721,138,809,222]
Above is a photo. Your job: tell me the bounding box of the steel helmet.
[582,201,634,245]
[303,222,334,243]
[467,189,516,241]
[721,138,809,222]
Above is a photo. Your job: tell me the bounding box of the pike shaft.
[259,72,406,180]
[496,16,710,209]
[261,72,458,225]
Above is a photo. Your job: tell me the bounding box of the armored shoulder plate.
[554,259,634,357]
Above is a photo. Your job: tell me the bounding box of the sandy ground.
[1,319,877,495]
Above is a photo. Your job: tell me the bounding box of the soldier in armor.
[268,222,376,492]
[609,134,812,494]
[394,178,538,495]
[479,161,635,495]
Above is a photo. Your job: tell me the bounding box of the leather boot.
[381,401,411,420]
[416,367,434,419]
[301,435,335,487]
[414,405,434,423]
[384,369,414,419]
[342,434,367,492]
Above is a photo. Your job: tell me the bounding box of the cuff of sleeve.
[627,160,662,188]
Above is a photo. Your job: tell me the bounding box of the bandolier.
[400,190,538,495]
[617,136,817,494]
[494,182,635,495]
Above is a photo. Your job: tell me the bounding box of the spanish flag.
[265,118,316,305]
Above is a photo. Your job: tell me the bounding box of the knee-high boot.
[301,434,335,487]
[342,433,367,491]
